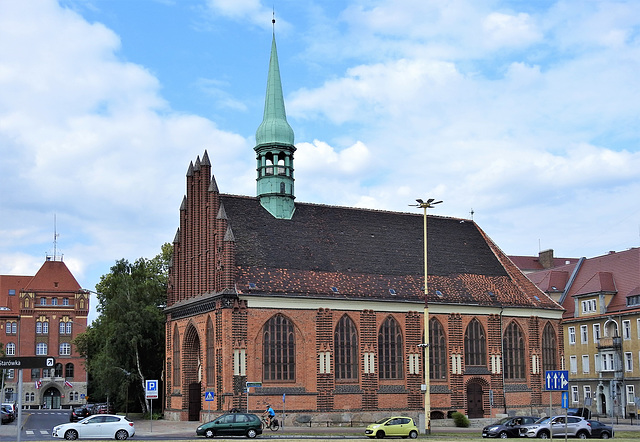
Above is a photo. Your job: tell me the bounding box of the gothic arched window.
[542,322,557,372]
[503,321,526,379]
[335,315,358,380]
[429,318,447,379]
[464,318,486,366]
[378,316,403,379]
[206,317,215,384]
[263,315,295,381]
[173,325,180,386]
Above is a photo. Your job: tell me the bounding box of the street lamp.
[411,198,442,435]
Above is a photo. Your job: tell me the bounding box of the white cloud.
[482,12,542,49]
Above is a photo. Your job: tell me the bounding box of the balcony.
[597,337,621,350]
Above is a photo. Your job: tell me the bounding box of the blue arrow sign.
[561,391,569,408]
[545,370,569,391]
[205,391,215,401]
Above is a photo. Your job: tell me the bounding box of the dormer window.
[581,299,596,314]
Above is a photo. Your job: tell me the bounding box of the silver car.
[520,416,591,439]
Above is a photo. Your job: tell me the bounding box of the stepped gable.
[220,194,557,308]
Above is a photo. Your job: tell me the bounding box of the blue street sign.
[205,391,215,401]
[561,391,569,408]
[545,370,569,391]
[283,393,286,403]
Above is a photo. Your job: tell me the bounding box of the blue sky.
[1,0,640,322]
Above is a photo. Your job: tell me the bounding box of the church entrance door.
[467,382,484,418]
[189,382,201,421]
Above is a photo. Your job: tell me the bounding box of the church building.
[164,32,565,423]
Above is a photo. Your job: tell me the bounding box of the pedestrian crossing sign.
[205,391,215,401]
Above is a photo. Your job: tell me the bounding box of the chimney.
[539,249,555,269]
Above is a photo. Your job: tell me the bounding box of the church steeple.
[254,30,296,219]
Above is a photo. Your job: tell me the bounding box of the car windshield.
[493,417,513,425]
[374,417,391,424]
[535,417,550,424]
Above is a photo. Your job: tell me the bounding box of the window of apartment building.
[36,320,49,334]
[581,299,596,313]
[379,316,404,379]
[584,385,591,401]
[5,343,15,356]
[40,297,46,305]
[602,353,615,371]
[580,325,588,344]
[628,295,640,307]
[5,321,17,334]
[593,324,601,343]
[65,363,74,379]
[52,298,58,306]
[59,321,72,334]
[63,298,69,306]
[570,355,578,374]
[571,385,579,403]
[36,342,48,355]
[335,315,358,380]
[638,319,640,339]
[594,354,600,372]
[623,320,631,340]
[568,327,576,344]
[624,352,633,372]
[582,355,590,373]
[627,385,636,405]
[59,343,71,356]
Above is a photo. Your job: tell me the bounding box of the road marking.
[26,430,34,435]
[41,430,49,434]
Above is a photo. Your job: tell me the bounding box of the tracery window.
[172,325,180,386]
[206,317,215,384]
[429,318,447,379]
[263,315,295,381]
[378,316,403,379]
[542,323,557,372]
[334,315,358,380]
[503,321,526,379]
[464,318,486,366]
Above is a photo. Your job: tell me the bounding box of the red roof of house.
[24,259,81,293]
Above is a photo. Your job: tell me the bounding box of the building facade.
[527,248,640,418]
[164,33,565,423]
[0,258,89,409]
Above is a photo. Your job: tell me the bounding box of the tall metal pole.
[423,204,431,435]
[411,198,441,436]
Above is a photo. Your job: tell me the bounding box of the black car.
[1,409,13,424]
[568,408,592,419]
[587,420,614,439]
[69,406,92,422]
[482,416,538,438]
[196,413,262,438]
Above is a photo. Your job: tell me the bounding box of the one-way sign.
[545,370,569,391]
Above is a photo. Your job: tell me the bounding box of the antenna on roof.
[54,213,59,260]
[470,208,474,220]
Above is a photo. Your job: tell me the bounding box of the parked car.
[1,403,16,416]
[196,412,262,438]
[1,408,13,425]
[482,416,538,438]
[587,420,614,439]
[70,406,92,422]
[95,403,115,414]
[568,408,592,419]
[52,414,135,440]
[365,416,418,439]
[520,416,591,439]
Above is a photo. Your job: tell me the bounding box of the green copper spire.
[255,34,294,146]
[254,31,296,220]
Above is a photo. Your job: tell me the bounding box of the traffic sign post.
[205,391,215,421]
[145,380,159,433]
[245,382,262,413]
[545,370,569,442]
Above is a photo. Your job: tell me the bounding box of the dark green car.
[196,413,262,438]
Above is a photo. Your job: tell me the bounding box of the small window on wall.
[31,369,40,379]
[571,385,579,403]
[6,343,15,356]
[40,297,46,305]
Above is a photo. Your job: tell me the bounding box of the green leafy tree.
[75,243,171,413]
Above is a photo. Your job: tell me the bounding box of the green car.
[365,416,418,439]
[196,413,262,438]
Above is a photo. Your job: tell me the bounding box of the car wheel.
[64,430,78,440]
[247,429,257,438]
[376,430,386,439]
[500,431,509,439]
[409,430,418,439]
[205,429,215,438]
[537,431,550,439]
[577,431,588,439]
[115,429,129,440]
[601,432,610,439]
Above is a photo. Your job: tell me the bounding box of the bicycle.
[261,416,280,431]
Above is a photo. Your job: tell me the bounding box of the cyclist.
[263,404,275,427]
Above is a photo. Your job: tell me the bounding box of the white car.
[52,414,135,440]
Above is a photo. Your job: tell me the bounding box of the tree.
[75,243,171,414]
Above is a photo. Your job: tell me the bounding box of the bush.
[451,412,470,428]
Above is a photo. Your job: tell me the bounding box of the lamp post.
[411,198,442,435]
